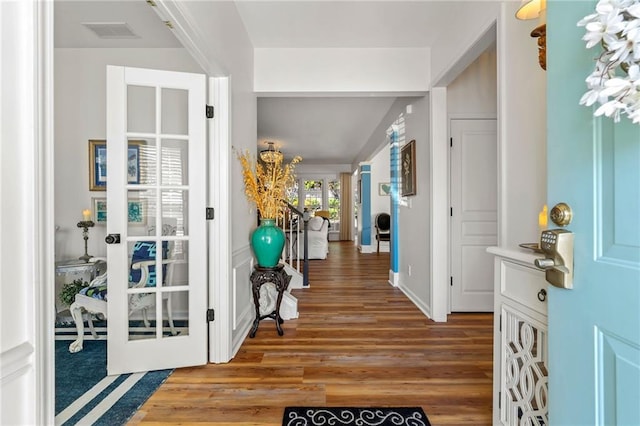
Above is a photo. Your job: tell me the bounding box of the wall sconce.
[259,141,283,164]
[516,0,546,70]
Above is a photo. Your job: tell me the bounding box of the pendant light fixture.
[259,141,283,163]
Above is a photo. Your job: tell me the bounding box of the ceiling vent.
[81,22,140,39]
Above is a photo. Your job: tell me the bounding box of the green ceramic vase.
[251,218,285,268]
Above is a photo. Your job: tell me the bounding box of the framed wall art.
[379,182,391,196]
[401,139,416,196]
[91,197,146,225]
[92,197,108,224]
[89,139,143,191]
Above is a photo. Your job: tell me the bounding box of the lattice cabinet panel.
[501,305,548,426]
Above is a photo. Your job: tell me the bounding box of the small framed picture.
[401,139,417,197]
[92,197,108,224]
[127,200,145,225]
[89,139,143,191]
[91,197,146,225]
[378,182,391,196]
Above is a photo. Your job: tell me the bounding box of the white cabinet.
[488,247,549,425]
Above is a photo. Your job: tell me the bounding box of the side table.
[249,264,291,337]
[55,259,103,321]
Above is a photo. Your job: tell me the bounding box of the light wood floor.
[131,242,494,425]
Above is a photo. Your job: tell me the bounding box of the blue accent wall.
[390,130,399,273]
[360,164,371,246]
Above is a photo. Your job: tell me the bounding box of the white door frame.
[208,76,232,363]
[6,0,57,424]
[429,20,497,322]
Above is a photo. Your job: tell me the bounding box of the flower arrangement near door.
[579,1,640,123]
[237,149,301,267]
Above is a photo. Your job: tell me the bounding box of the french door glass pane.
[129,137,157,186]
[126,189,156,234]
[161,88,189,135]
[128,292,156,341]
[161,139,189,185]
[163,291,189,339]
[127,86,155,133]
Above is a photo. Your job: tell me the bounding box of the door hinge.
[450,137,453,147]
[499,314,502,332]
[206,105,214,119]
[498,391,501,409]
[450,276,453,286]
[450,207,453,217]
[206,207,215,220]
[207,308,215,322]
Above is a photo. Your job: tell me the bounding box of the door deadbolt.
[550,202,573,227]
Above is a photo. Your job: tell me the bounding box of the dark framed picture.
[89,139,143,191]
[401,139,416,196]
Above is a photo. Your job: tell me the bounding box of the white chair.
[305,216,330,259]
[68,219,178,353]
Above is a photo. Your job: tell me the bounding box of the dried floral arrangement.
[237,150,302,220]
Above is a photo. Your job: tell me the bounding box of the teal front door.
[547,1,640,424]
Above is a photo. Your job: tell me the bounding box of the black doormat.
[283,407,431,426]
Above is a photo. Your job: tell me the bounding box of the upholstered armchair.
[68,219,178,353]
[305,215,330,259]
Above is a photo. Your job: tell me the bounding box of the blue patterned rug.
[55,340,172,426]
[282,407,431,426]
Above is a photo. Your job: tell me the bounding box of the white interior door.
[450,119,497,311]
[106,65,207,375]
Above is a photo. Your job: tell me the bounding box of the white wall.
[296,164,352,175]
[499,3,547,248]
[54,48,205,261]
[176,2,257,252]
[430,2,545,251]
[430,2,502,85]
[255,48,430,94]
[354,97,417,167]
[396,97,431,307]
[448,46,497,116]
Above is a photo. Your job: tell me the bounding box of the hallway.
[131,242,493,425]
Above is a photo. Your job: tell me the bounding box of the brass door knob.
[550,202,572,227]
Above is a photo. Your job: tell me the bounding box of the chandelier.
[259,141,283,163]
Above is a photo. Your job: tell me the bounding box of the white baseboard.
[280,292,299,320]
[358,244,375,254]
[398,281,433,320]
[283,263,304,289]
[389,270,400,287]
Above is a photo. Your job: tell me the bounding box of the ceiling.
[54,1,472,166]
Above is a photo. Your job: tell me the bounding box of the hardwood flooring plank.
[131,242,493,425]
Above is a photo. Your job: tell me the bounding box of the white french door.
[106,65,207,375]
